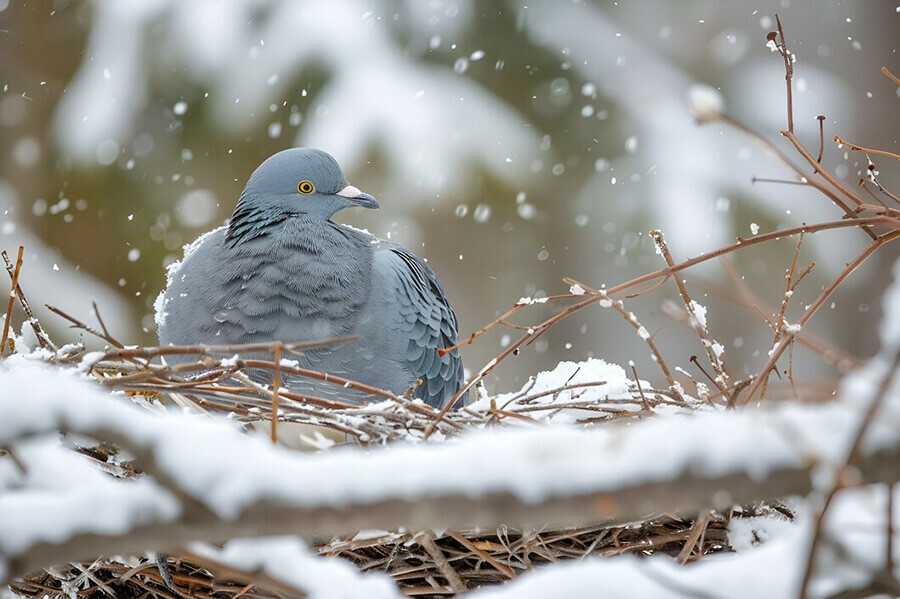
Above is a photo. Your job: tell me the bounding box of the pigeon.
[155,148,465,408]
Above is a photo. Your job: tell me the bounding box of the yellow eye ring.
[297,180,315,194]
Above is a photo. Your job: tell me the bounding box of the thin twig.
[833,136,900,161]
[738,231,899,406]
[1,246,24,359]
[782,129,866,209]
[797,349,900,599]
[419,532,466,594]
[717,116,879,239]
[426,216,892,437]
[883,66,900,86]
[763,232,806,401]
[46,304,129,350]
[1,250,55,352]
[677,509,711,565]
[92,302,124,349]
[650,230,730,391]
[445,530,515,579]
[565,277,683,401]
[815,115,826,168]
[271,343,282,444]
[752,177,810,187]
[693,261,859,372]
[631,364,650,410]
[775,15,794,133]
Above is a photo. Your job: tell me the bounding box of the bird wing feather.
[372,244,464,408]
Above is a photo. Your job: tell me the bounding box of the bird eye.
[297,180,315,194]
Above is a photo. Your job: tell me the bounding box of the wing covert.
[373,244,464,408]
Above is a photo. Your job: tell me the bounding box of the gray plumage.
[155,148,465,408]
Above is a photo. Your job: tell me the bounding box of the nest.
[2,258,809,599]
[3,319,732,599]
[316,516,733,596]
[10,517,735,599]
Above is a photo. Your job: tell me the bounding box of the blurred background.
[0,0,897,394]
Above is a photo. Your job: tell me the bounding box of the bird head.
[226,148,378,245]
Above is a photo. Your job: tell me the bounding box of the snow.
[728,502,800,552]
[220,354,240,367]
[515,296,549,306]
[688,84,724,124]
[468,357,638,421]
[77,351,105,371]
[55,1,539,198]
[881,257,900,351]
[3,261,900,595]
[711,341,726,358]
[0,435,180,556]
[689,300,708,329]
[3,346,896,566]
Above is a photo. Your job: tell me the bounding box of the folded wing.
[372,244,465,408]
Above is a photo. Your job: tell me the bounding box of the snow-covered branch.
[2,345,899,589]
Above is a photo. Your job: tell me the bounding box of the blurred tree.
[0,0,896,390]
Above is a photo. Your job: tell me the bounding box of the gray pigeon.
[155,148,465,408]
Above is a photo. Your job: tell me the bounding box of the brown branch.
[816,115,826,168]
[737,231,899,406]
[677,509,711,565]
[719,112,878,239]
[775,15,794,133]
[884,67,900,86]
[2,249,55,352]
[650,230,731,390]
[440,303,525,356]
[860,158,900,206]
[425,216,892,437]
[604,217,888,299]
[688,265,859,373]
[763,232,806,401]
[91,302,124,350]
[782,130,865,208]
[500,381,610,410]
[100,337,359,361]
[8,438,900,586]
[834,136,900,161]
[752,177,810,187]
[419,531,466,594]
[565,277,682,401]
[1,246,25,358]
[797,350,900,599]
[46,305,133,352]
[445,529,516,579]
[174,550,307,599]
[631,364,650,410]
